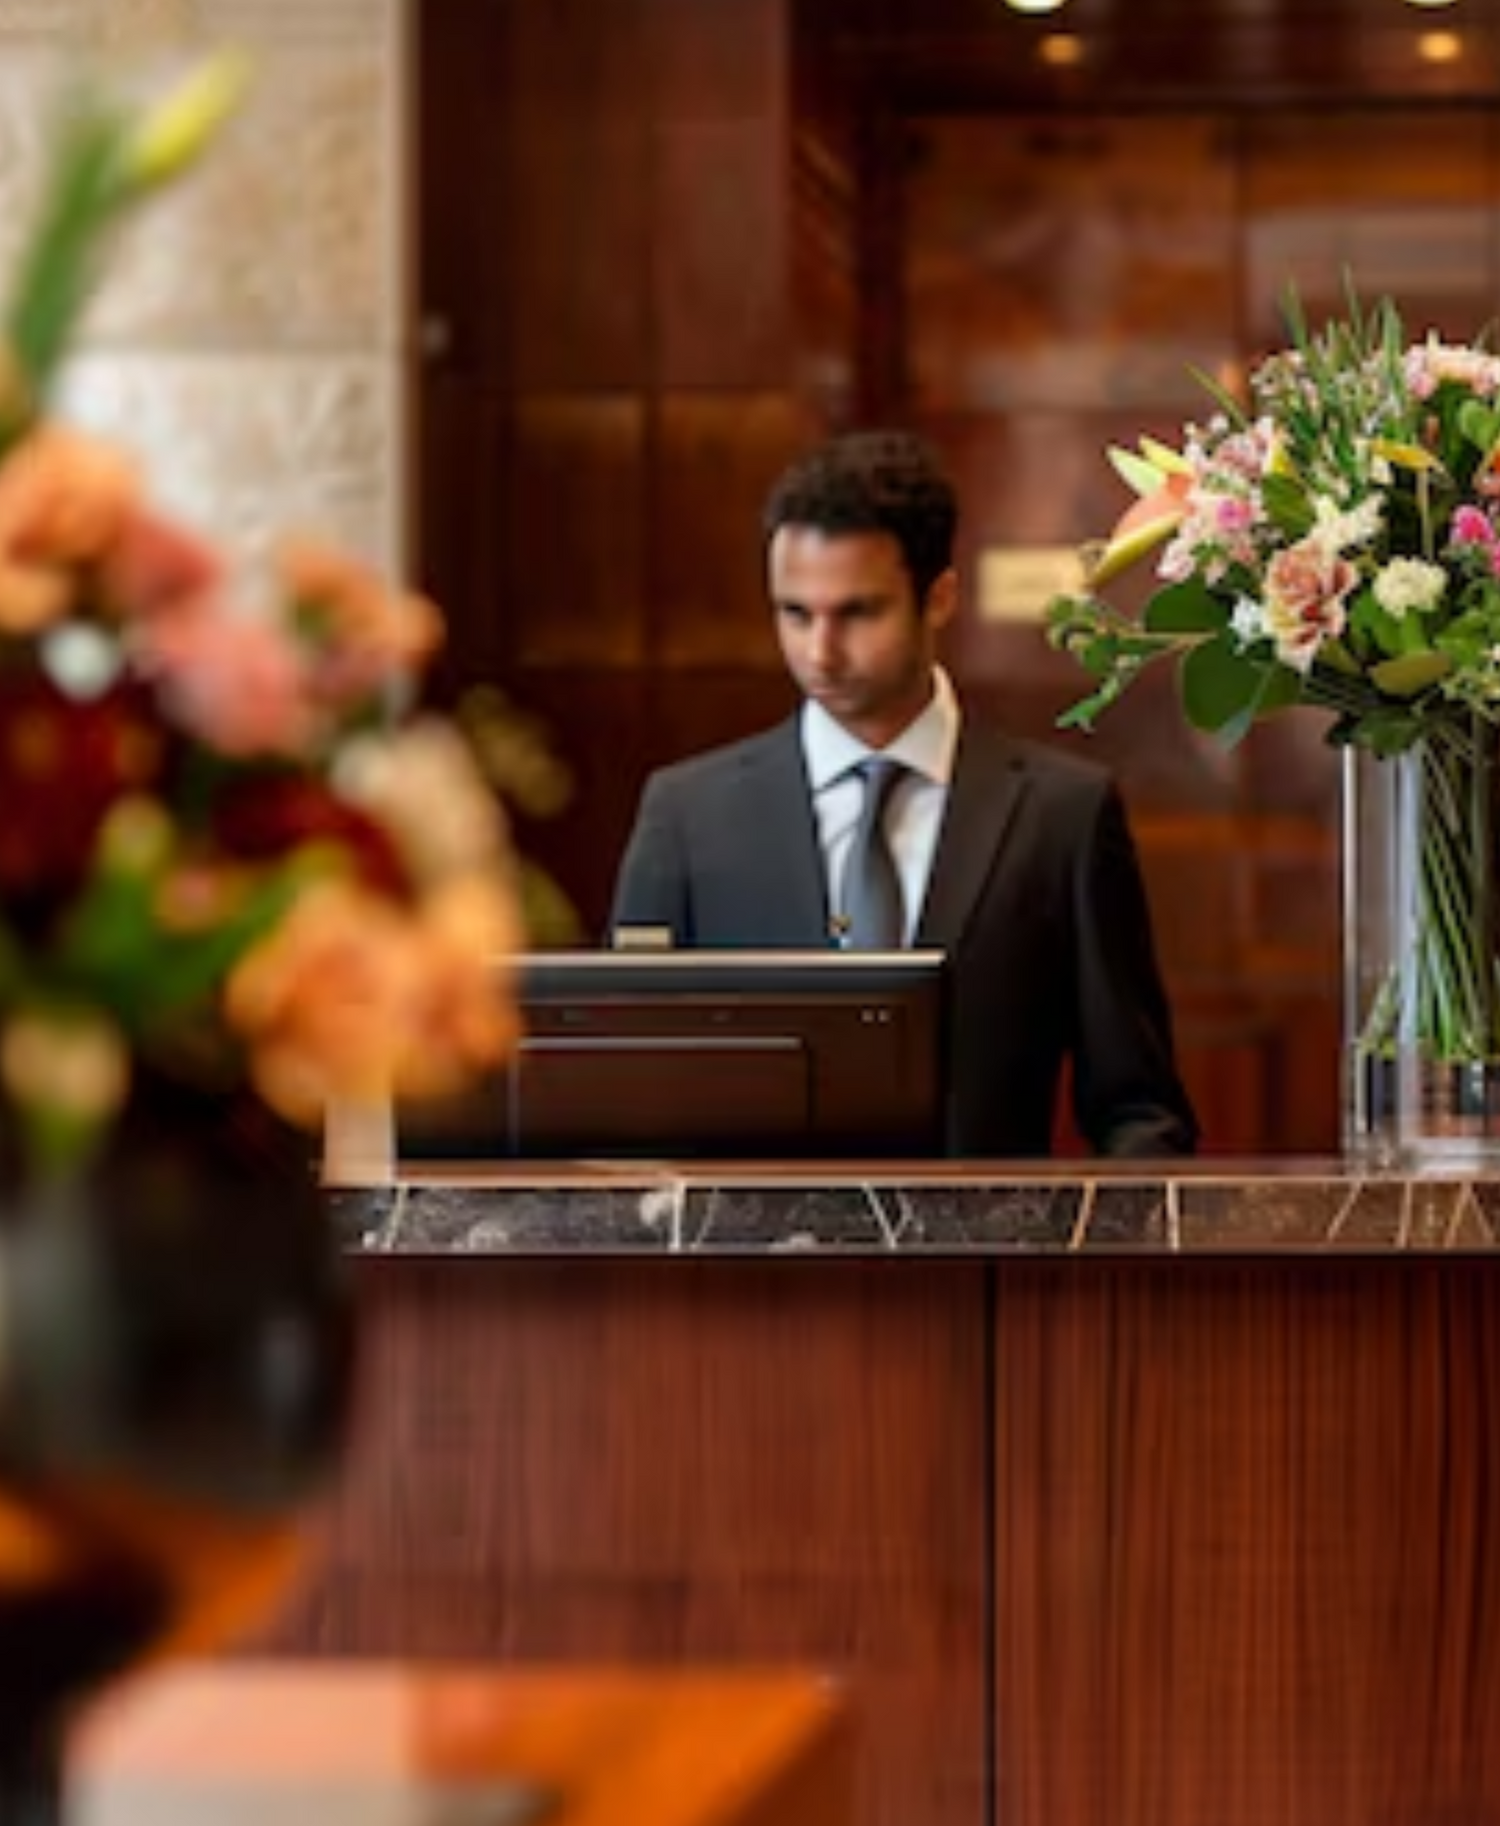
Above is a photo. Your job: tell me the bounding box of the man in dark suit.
[609,430,1196,1158]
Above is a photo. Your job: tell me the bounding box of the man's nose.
[807,619,841,668]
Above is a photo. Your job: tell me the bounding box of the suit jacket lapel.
[740,719,830,945]
[916,721,1029,950]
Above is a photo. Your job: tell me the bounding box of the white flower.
[1312,493,1384,553]
[1230,596,1267,647]
[335,717,512,886]
[1373,558,1447,618]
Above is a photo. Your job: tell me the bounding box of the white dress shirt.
[800,666,961,947]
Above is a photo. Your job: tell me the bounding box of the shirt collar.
[801,666,961,792]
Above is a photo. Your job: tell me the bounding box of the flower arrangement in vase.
[1047,288,1500,1165]
[0,50,524,1816]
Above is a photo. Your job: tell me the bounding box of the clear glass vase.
[1342,712,1500,1170]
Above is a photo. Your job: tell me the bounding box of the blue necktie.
[841,757,906,949]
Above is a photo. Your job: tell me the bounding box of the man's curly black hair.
[762,430,958,605]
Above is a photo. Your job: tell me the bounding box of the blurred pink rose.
[140,608,315,758]
[103,507,224,623]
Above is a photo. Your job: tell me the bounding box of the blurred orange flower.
[0,60,524,1176]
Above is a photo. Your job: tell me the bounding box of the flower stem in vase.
[1355,712,1500,1161]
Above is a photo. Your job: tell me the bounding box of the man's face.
[768,525,954,748]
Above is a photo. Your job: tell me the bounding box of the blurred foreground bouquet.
[1047,292,1500,1151]
[0,56,521,1176]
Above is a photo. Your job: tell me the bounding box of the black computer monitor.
[397,949,948,1161]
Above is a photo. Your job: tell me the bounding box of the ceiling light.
[1038,32,1085,66]
[1006,0,1069,14]
[1418,28,1462,59]
[1404,0,1457,8]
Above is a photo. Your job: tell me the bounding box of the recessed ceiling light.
[1006,0,1069,14]
[1404,0,1457,8]
[1039,32,1085,66]
[1418,28,1463,59]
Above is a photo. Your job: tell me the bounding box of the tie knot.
[856,755,905,814]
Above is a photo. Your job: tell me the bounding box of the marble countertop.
[326,1159,1500,1255]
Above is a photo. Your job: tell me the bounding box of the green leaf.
[1317,638,1364,677]
[1,99,127,437]
[1370,650,1451,697]
[1055,682,1121,732]
[1347,708,1424,756]
[1143,578,1226,635]
[1457,398,1500,453]
[55,855,311,1033]
[1256,662,1306,716]
[1260,473,1316,540]
[1180,634,1276,746]
[1350,591,1427,660]
[1188,364,1249,429]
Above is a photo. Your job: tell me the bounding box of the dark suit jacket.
[609,714,1197,1159]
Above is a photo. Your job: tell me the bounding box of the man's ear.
[924,567,959,631]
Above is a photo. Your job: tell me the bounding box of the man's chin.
[806,684,862,716]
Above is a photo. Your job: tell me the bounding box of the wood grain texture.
[649,392,817,667]
[268,1259,990,1826]
[993,1261,1500,1826]
[264,1254,1500,1826]
[506,397,649,669]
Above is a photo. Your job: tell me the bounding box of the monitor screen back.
[397,950,947,1161]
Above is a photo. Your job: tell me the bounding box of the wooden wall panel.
[993,1261,1500,1826]
[417,375,502,694]
[652,123,791,387]
[481,671,647,940]
[902,115,1237,419]
[651,393,817,667]
[642,672,800,769]
[1241,111,1499,350]
[416,1,506,379]
[270,1259,992,1826]
[505,398,648,668]
[501,5,650,389]
[648,0,788,120]
[647,0,792,388]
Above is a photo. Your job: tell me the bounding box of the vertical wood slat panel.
[994,1261,1500,1826]
[268,1249,1500,1826]
[269,1259,991,1826]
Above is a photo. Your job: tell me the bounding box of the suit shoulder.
[992,732,1119,803]
[642,724,791,797]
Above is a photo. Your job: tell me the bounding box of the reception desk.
[272,1163,1500,1826]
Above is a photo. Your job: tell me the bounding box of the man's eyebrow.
[774,593,891,614]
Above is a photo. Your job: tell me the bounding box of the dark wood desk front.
[267,1164,1500,1826]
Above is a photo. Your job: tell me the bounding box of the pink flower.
[276,537,443,712]
[101,507,223,623]
[1448,505,1500,577]
[1215,496,1257,534]
[139,608,315,758]
[1262,541,1358,672]
[1451,504,1498,547]
[1404,339,1500,401]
